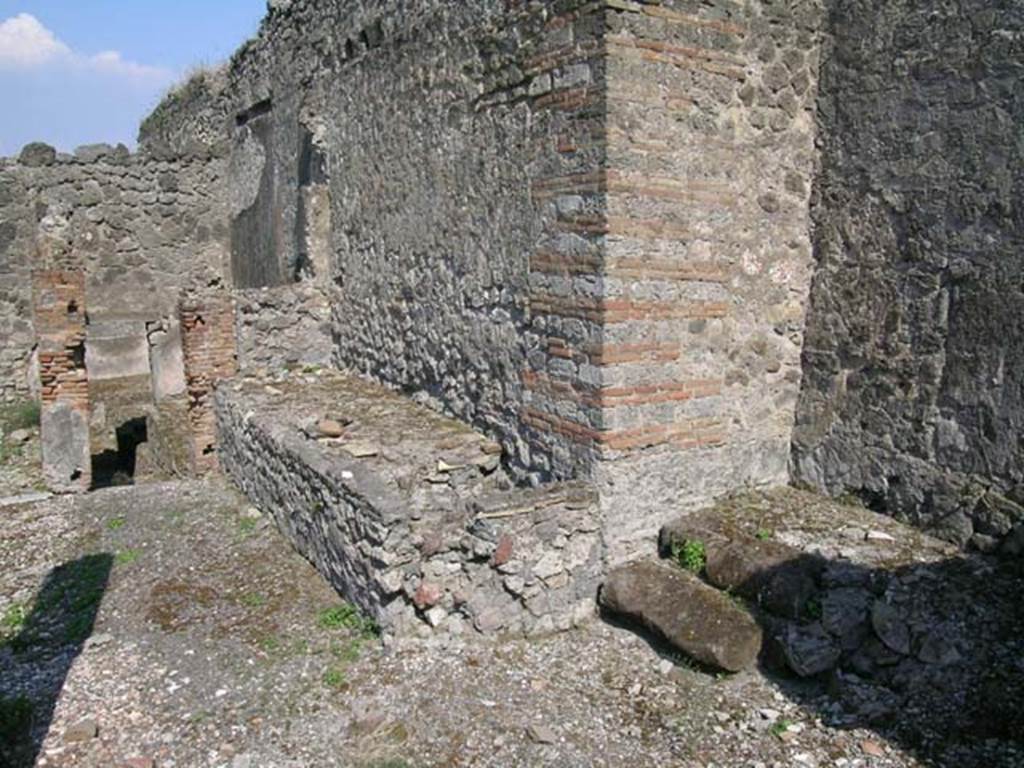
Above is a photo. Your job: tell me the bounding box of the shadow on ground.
[605,538,1024,768]
[0,554,113,768]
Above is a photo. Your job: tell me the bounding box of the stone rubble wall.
[0,142,231,401]
[0,165,36,403]
[137,0,827,562]
[0,134,329,473]
[234,284,334,372]
[215,376,603,644]
[318,0,609,482]
[793,1,1024,549]
[141,0,618,482]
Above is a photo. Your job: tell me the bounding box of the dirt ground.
[1,439,1022,767]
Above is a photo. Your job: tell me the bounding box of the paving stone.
[64,718,99,742]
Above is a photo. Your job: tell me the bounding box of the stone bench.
[214,370,602,643]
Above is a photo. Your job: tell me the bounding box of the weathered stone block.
[600,560,762,672]
[41,402,90,492]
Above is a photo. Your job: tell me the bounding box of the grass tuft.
[115,549,140,566]
[770,718,794,738]
[239,592,267,608]
[1,603,27,634]
[672,539,707,575]
[322,666,347,689]
[317,603,378,637]
[0,399,40,433]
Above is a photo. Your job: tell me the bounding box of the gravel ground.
[1,470,1021,768]
[0,424,43,499]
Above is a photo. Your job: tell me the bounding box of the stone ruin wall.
[140,0,615,483]
[592,0,822,559]
[793,0,1024,550]
[0,143,227,383]
[2,0,1020,555]
[0,142,240,480]
[133,0,825,561]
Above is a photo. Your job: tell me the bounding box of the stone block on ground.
[599,560,762,672]
[41,401,91,492]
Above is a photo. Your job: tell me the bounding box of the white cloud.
[87,50,171,82]
[0,13,172,83]
[0,13,71,67]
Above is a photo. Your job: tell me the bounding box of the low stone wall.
[215,371,603,643]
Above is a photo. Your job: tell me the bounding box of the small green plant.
[770,718,794,738]
[239,592,267,608]
[322,665,347,689]
[317,603,378,637]
[672,539,707,574]
[237,517,258,536]
[258,634,281,654]
[1,603,27,634]
[107,517,126,531]
[115,548,140,566]
[754,528,772,541]
[331,637,365,664]
[804,595,822,620]
[0,399,40,433]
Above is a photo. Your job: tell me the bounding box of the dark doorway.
[90,417,148,489]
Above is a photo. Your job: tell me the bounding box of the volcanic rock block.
[599,560,762,672]
[19,141,56,167]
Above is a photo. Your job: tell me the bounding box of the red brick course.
[32,270,91,489]
[180,293,238,474]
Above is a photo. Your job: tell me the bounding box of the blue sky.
[0,1,266,156]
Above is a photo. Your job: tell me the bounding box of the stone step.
[599,560,762,672]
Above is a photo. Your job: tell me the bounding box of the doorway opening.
[91,417,148,489]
